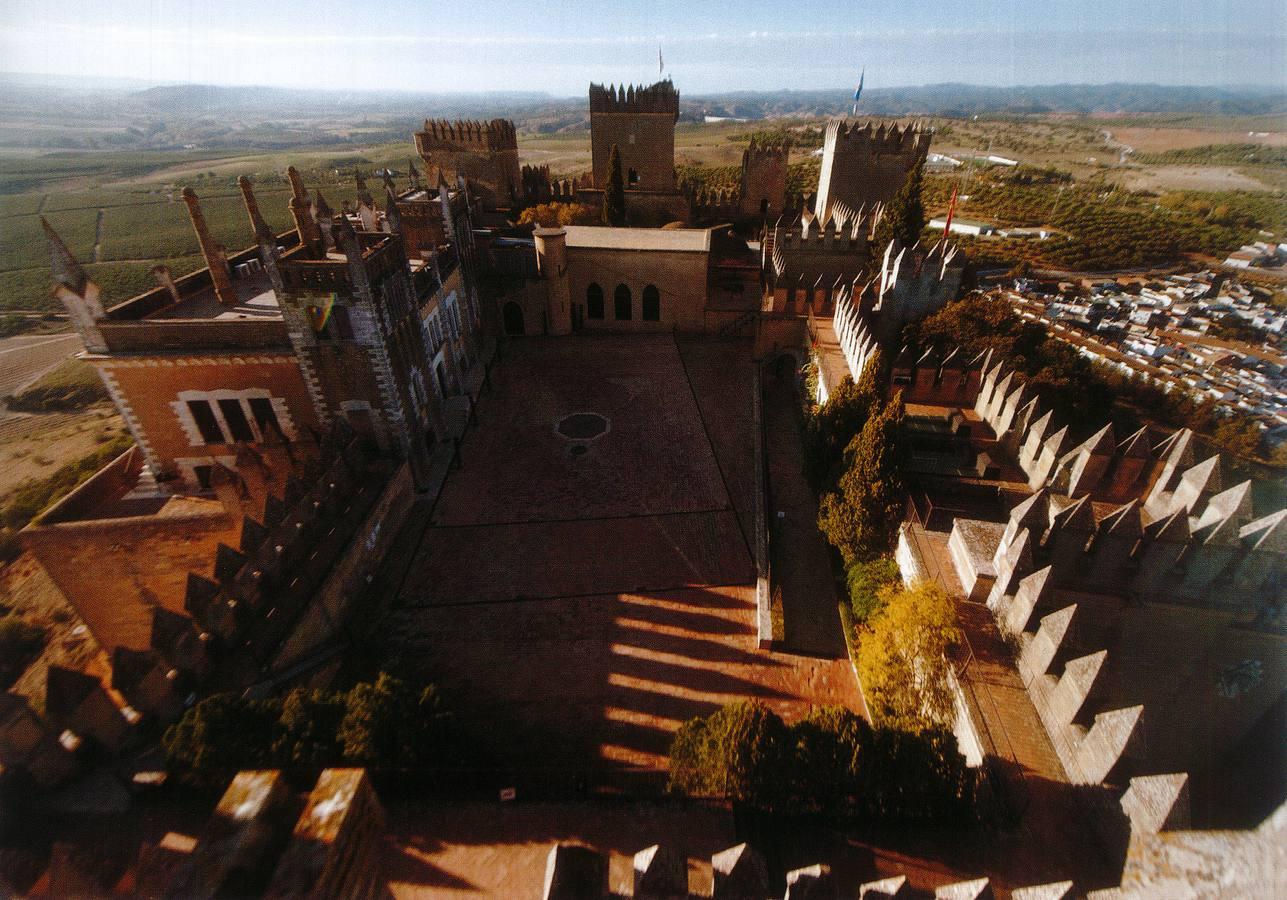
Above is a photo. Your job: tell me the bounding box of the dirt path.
[35,193,48,214]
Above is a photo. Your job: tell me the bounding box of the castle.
[14,165,493,757]
[8,73,1283,898]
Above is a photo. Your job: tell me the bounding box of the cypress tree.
[873,159,926,254]
[602,143,627,226]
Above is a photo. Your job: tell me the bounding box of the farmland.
[1,102,1283,312]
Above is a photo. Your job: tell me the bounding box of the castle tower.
[814,120,930,224]
[413,118,520,211]
[739,139,790,219]
[534,227,571,336]
[588,80,679,193]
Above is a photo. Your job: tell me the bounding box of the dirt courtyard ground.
[379,333,861,778]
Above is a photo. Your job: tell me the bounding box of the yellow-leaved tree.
[856,581,961,731]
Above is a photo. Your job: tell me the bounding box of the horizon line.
[2,69,1284,99]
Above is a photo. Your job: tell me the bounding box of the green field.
[1,113,1284,311]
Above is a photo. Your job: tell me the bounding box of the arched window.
[642,284,660,321]
[586,283,604,319]
[614,284,632,320]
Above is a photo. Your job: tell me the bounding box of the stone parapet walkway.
[762,374,847,659]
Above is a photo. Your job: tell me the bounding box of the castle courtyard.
[377,333,861,779]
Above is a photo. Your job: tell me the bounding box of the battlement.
[742,137,791,160]
[415,117,517,153]
[588,79,680,116]
[824,118,931,155]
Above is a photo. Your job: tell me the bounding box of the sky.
[2,0,1284,95]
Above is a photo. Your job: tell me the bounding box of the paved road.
[0,332,84,409]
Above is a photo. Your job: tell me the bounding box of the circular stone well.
[556,412,609,441]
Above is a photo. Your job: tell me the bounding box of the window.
[642,284,660,321]
[249,398,281,439]
[218,399,255,442]
[614,284,632,321]
[586,283,604,319]
[187,400,225,444]
[628,168,639,186]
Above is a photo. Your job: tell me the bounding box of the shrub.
[846,556,902,624]
[668,700,791,805]
[669,701,976,823]
[162,673,457,781]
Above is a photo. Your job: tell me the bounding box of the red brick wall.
[101,355,320,476]
[25,511,240,654]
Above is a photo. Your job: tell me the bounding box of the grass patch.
[6,357,107,412]
[0,209,98,272]
[1,435,132,531]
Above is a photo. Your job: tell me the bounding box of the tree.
[856,581,961,731]
[602,143,627,227]
[668,700,790,805]
[517,202,599,228]
[873,159,926,253]
[817,395,907,564]
[805,353,882,489]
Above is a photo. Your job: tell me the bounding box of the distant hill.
[687,84,1287,120]
[0,75,1282,151]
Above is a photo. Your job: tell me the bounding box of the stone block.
[711,843,770,899]
[1010,883,1074,899]
[784,863,834,899]
[633,844,687,899]
[859,874,909,897]
[934,878,992,899]
[543,843,607,900]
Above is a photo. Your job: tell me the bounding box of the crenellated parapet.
[588,79,680,116]
[415,117,520,209]
[816,119,931,223]
[414,117,517,153]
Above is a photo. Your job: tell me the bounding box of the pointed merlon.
[41,217,89,296]
[1117,425,1152,458]
[238,176,275,243]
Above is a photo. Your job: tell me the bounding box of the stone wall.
[270,461,415,672]
[566,247,708,333]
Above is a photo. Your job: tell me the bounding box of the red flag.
[943,184,959,236]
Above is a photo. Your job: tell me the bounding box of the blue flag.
[853,69,864,103]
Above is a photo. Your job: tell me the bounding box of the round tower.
[534,227,572,336]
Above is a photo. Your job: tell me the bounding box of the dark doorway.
[642,284,660,321]
[614,284,632,320]
[586,283,604,319]
[503,301,525,335]
[760,198,769,216]
[628,168,639,186]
